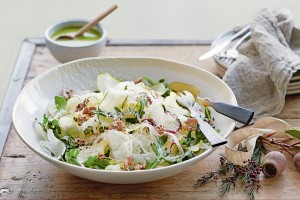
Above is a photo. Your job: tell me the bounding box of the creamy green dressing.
[51,26,102,46]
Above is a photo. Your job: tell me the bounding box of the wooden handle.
[74,4,118,37]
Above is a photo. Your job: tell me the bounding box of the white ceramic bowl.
[12,57,237,184]
[45,19,107,63]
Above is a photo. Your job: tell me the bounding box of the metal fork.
[219,31,251,65]
[176,91,227,147]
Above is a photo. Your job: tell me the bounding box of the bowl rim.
[12,56,236,175]
[44,19,107,48]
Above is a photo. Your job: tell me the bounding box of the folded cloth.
[223,8,300,126]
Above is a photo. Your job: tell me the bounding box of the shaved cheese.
[34,122,47,141]
[105,164,122,171]
[167,132,184,154]
[139,123,158,143]
[146,100,165,126]
[59,116,82,138]
[97,73,121,92]
[146,100,180,133]
[65,96,81,113]
[48,100,58,116]
[163,92,189,117]
[39,129,66,159]
[81,115,99,134]
[150,82,168,95]
[99,88,127,112]
[77,141,108,165]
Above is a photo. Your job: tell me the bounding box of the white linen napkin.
[223,8,300,125]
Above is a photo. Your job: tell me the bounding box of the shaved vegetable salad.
[34,73,218,171]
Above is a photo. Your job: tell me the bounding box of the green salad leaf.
[55,96,67,110]
[143,76,155,86]
[39,114,62,139]
[138,98,146,117]
[93,108,107,117]
[114,106,122,113]
[204,107,212,121]
[65,148,80,166]
[60,136,78,150]
[146,135,169,169]
[181,128,207,148]
[143,77,170,97]
[83,156,110,169]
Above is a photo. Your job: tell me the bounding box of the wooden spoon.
[169,82,254,125]
[55,4,118,41]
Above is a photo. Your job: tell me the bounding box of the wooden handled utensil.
[56,4,118,41]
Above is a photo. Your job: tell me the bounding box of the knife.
[198,25,251,61]
[188,102,227,147]
[190,106,227,147]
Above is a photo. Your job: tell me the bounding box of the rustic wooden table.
[1,38,300,200]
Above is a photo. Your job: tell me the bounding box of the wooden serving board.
[1,39,300,200]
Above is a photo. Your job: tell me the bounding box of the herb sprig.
[194,140,266,200]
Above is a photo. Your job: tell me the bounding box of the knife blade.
[198,25,251,61]
[189,106,227,147]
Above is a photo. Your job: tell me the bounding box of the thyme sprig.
[193,155,233,187]
[194,140,266,200]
